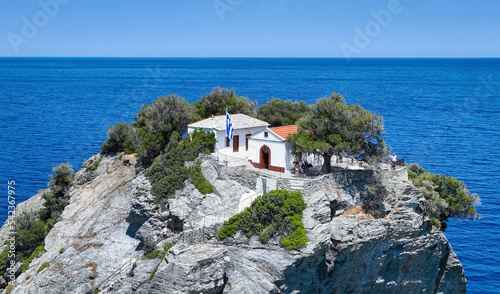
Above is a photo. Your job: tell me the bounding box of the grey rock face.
[149,166,467,294]
[149,244,228,294]
[0,154,467,294]
[4,154,143,294]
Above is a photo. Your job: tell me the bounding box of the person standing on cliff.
[391,153,398,170]
[161,226,168,240]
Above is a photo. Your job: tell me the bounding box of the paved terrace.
[214,148,374,180]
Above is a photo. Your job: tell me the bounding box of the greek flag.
[226,109,234,142]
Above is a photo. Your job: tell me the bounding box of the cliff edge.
[1,153,466,294]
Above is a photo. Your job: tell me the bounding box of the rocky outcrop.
[1,153,467,294]
[0,188,46,254]
[149,244,229,294]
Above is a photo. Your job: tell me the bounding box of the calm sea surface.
[1,58,499,293]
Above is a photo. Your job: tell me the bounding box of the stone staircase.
[288,178,308,191]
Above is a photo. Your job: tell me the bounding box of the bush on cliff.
[408,163,480,229]
[14,214,50,260]
[0,164,74,288]
[100,123,135,154]
[146,129,215,200]
[361,171,389,212]
[101,95,194,165]
[20,242,45,272]
[40,163,75,221]
[217,189,308,250]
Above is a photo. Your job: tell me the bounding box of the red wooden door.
[233,135,239,152]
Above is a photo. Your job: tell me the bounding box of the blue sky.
[0,0,499,57]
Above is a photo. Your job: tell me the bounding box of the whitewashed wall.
[188,125,322,171]
[248,133,322,171]
[248,132,293,170]
[188,126,266,153]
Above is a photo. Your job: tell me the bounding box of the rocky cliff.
[1,153,466,294]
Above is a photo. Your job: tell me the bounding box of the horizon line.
[1,56,499,59]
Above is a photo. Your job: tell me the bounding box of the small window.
[264,132,268,138]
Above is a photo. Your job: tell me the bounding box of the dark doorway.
[233,135,239,152]
[260,145,270,169]
[246,134,251,151]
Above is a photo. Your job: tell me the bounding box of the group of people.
[292,161,312,178]
[152,226,169,243]
[291,153,398,176]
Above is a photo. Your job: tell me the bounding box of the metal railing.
[215,151,251,167]
[90,251,142,293]
[396,158,405,166]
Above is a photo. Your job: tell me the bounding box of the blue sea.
[1,58,499,293]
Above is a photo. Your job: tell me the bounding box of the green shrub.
[20,242,45,272]
[37,262,50,273]
[217,223,238,239]
[41,163,74,221]
[361,172,388,212]
[134,95,195,163]
[48,163,74,196]
[59,247,65,254]
[409,163,480,229]
[148,243,174,281]
[144,243,174,260]
[5,284,13,294]
[190,162,213,194]
[146,129,215,200]
[0,247,14,288]
[217,189,308,250]
[150,262,160,281]
[15,213,49,254]
[86,158,102,172]
[144,250,165,260]
[100,123,136,154]
[0,163,74,284]
[164,243,175,251]
[431,218,440,228]
[101,95,196,164]
[280,227,308,250]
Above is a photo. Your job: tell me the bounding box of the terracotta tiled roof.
[188,113,269,131]
[269,125,298,141]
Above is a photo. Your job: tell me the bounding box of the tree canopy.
[101,94,194,164]
[134,94,194,140]
[133,94,194,163]
[408,163,480,230]
[193,87,256,119]
[256,98,309,127]
[288,93,389,173]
